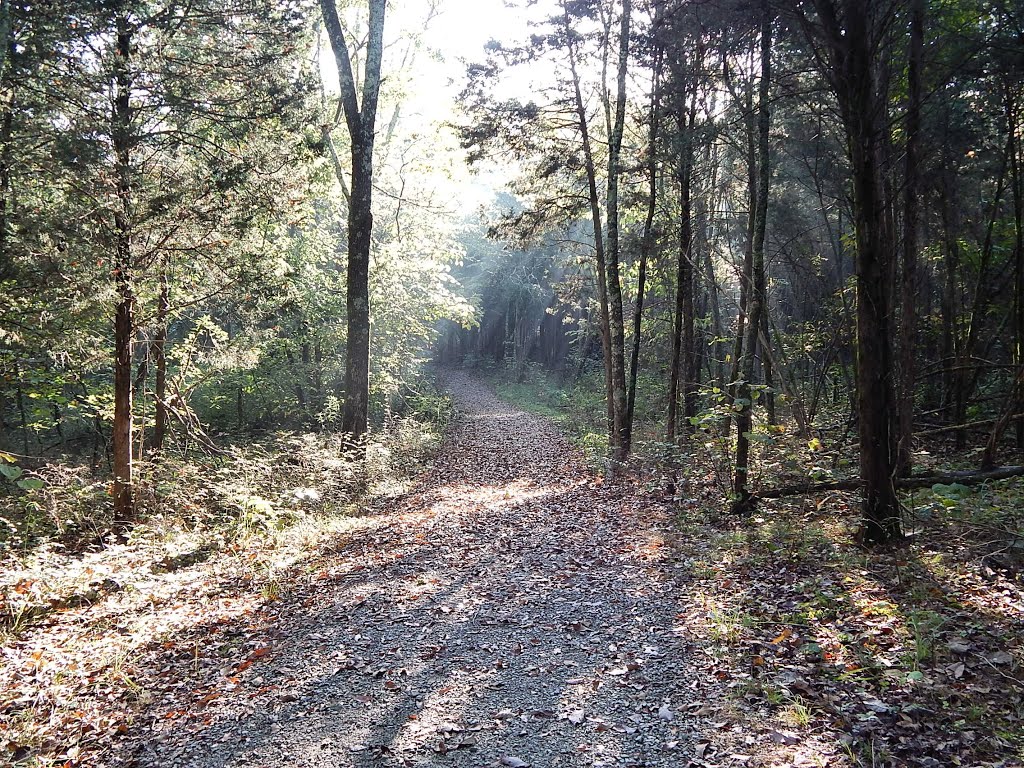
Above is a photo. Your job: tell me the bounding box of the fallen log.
[753,465,1024,500]
[916,414,1024,438]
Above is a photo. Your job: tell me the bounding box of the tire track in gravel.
[131,371,716,768]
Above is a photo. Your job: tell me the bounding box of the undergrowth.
[478,358,1024,766]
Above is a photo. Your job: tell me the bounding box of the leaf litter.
[5,371,1021,768]
[106,372,744,767]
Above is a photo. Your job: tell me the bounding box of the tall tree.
[605,0,632,459]
[111,7,134,518]
[796,0,902,542]
[320,0,387,440]
[733,0,772,509]
[897,0,924,476]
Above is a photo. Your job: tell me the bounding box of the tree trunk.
[728,75,758,412]
[604,0,632,461]
[152,256,169,451]
[111,14,134,519]
[733,1,771,509]
[760,311,776,425]
[0,96,11,281]
[833,0,902,542]
[897,0,924,477]
[681,144,698,432]
[320,0,386,442]
[667,164,686,444]
[562,0,614,443]
[1008,82,1024,449]
[626,40,661,435]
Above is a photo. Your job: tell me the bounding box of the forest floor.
[2,371,1023,767]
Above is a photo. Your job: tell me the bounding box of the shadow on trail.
[119,372,732,768]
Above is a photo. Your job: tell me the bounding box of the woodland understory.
[0,370,1022,768]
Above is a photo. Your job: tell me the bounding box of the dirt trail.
[133,372,712,768]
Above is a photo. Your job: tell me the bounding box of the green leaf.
[16,477,44,491]
[0,464,23,481]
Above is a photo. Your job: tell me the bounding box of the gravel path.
[132,372,716,768]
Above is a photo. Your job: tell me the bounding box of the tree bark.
[320,0,386,441]
[152,255,170,450]
[667,82,697,444]
[667,112,695,444]
[802,0,902,542]
[1008,81,1024,449]
[561,1,615,441]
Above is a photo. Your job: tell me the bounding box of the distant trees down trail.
[453,0,1024,544]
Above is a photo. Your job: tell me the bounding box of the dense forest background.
[3,0,1023,540]
[1,0,1024,764]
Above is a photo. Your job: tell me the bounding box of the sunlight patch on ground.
[426,480,570,509]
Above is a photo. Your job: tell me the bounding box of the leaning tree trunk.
[111,14,134,519]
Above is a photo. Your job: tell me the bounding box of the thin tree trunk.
[981,364,1024,470]
[760,311,776,424]
[0,98,11,281]
[667,156,688,444]
[897,0,924,477]
[681,133,698,432]
[667,113,695,444]
[562,0,614,442]
[111,13,134,519]
[952,142,1009,448]
[14,362,28,454]
[1008,82,1024,449]
[729,76,758,412]
[626,40,662,434]
[152,256,170,450]
[604,0,632,460]
[733,1,771,509]
[941,172,959,422]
